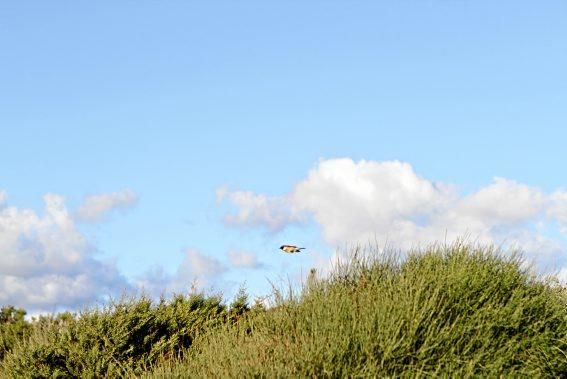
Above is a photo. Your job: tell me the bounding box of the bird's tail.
[298,247,305,250]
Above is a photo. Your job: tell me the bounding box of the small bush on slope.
[1,293,230,377]
[0,306,31,362]
[149,243,567,378]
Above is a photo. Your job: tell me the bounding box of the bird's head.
[279,245,285,250]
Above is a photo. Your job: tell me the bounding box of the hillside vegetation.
[1,243,566,377]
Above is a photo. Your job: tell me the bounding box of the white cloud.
[0,193,130,313]
[137,249,228,297]
[218,158,567,270]
[556,267,567,285]
[292,159,454,245]
[76,190,138,222]
[457,177,544,224]
[0,190,7,206]
[227,250,263,269]
[547,190,567,234]
[179,249,226,280]
[0,190,241,313]
[217,186,301,232]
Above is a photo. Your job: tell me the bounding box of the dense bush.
[0,306,31,362]
[150,243,567,378]
[2,243,566,378]
[0,293,232,377]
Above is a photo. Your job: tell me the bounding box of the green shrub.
[1,293,232,377]
[0,306,31,361]
[2,243,566,378]
[150,243,567,378]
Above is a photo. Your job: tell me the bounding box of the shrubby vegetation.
[0,293,245,377]
[0,306,31,362]
[1,243,566,377]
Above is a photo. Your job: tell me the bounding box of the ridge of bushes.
[1,243,566,377]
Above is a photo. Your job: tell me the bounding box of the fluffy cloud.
[76,190,138,222]
[218,158,567,269]
[0,193,130,313]
[547,191,567,234]
[227,250,263,269]
[292,159,455,245]
[217,187,302,232]
[0,188,254,313]
[178,249,226,282]
[136,249,227,297]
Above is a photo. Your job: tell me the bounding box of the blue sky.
[1,1,566,313]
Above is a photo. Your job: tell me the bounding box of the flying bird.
[280,245,305,253]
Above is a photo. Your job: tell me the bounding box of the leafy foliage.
[151,243,567,378]
[1,243,566,378]
[1,293,231,377]
[0,306,31,361]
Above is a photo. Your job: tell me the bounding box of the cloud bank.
[219,158,567,271]
[0,193,131,313]
[136,248,227,297]
[0,189,254,312]
[135,249,266,299]
[217,187,302,232]
[4,158,566,312]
